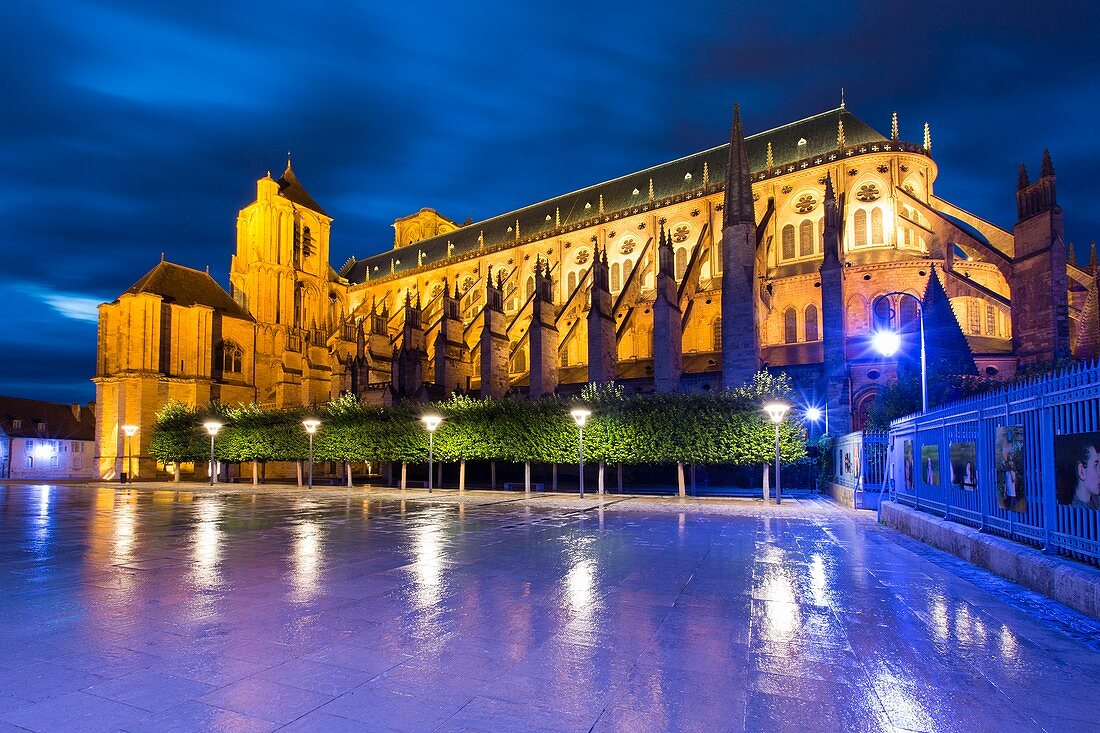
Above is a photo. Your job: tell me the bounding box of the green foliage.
[150,371,808,467]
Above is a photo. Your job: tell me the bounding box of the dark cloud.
[1,1,1098,403]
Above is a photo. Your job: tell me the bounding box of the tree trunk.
[296,461,303,487]
[677,462,686,498]
[400,461,407,491]
[762,463,770,502]
[491,461,496,490]
[617,464,623,494]
[552,463,558,492]
[252,460,259,485]
[598,461,605,497]
[459,459,466,492]
[525,461,531,496]
[172,463,180,483]
[346,462,353,487]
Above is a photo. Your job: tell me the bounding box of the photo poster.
[995,425,1026,513]
[1054,430,1100,510]
[903,439,914,491]
[949,442,977,491]
[920,444,940,487]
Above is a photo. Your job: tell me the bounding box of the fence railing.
[888,360,1100,566]
[833,430,889,492]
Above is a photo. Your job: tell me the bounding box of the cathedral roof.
[119,260,253,320]
[278,163,329,217]
[344,107,886,283]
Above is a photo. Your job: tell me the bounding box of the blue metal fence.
[888,361,1100,565]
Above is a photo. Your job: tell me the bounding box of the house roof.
[0,396,95,441]
[343,107,887,283]
[118,260,253,320]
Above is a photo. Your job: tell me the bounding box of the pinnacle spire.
[722,104,755,227]
[1018,163,1030,190]
[837,115,845,148]
[891,111,898,141]
[1090,241,1097,274]
[923,122,931,151]
[1041,149,1055,178]
[766,141,773,168]
[1068,242,1077,267]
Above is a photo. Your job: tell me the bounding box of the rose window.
[856,183,881,202]
[619,238,636,255]
[672,224,690,243]
[575,249,590,265]
[794,194,817,214]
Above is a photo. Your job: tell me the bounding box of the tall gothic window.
[899,296,919,333]
[805,304,819,341]
[675,248,687,279]
[302,226,314,257]
[782,224,796,260]
[220,341,243,374]
[871,208,884,245]
[986,304,996,335]
[783,308,797,344]
[526,276,535,300]
[799,220,814,257]
[611,262,621,291]
[624,259,633,284]
[567,271,577,295]
[712,317,722,351]
[854,210,868,247]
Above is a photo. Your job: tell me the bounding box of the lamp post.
[871,292,928,413]
[763,402,790,505]
[421,415,442,493]
[302,419,320,489]
[203,421,222,486]
[121,424,138,483]
[570,408,591,499]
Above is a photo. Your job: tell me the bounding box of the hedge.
[150,372,807,467]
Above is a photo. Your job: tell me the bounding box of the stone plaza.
[0,484,1097,732]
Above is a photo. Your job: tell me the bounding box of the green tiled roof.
[344,107,887,284]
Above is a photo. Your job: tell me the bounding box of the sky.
[2,1,1099,405]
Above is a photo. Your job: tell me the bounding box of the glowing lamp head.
[570,408,591,428]
[872,330,902,357]
[121,424,139,438]
[804,407,822,423]
[302,419,321,434]
[763,401,791,425]
[203,421,223,437]
[421,414,442,432]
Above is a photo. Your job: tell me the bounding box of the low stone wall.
[826,481,881,510]
[880,501,1100,620]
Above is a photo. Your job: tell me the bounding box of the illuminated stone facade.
[94,105,1089,479]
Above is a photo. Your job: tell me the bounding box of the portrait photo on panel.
[903,439,914,491]
[950,442,977,491]
[995,425,1026,513]
[1055,431,1100,510]
[920,444,939,487]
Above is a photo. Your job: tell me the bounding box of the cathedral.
[93,103,1087,480]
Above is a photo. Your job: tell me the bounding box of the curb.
[880,500,1100,620]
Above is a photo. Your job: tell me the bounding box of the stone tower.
[434,279,472,394]
[391,291,427,399]
[818,174,851,434]
[480,268,510,398]
[721,104,760,388]
[587,247,617,383]
[528,258,560,397]
[653,224,683,392]
[1012,151,1070,369]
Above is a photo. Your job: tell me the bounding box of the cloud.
[15,284,103,323]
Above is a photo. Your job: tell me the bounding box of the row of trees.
[150,373,807,468]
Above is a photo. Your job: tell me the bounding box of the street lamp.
[421,414,442,493]
[570,408,591,499]
[203,421,222,486]
[763,401,790,505]
[871,292,928,413]
[121,424,138,483]
[302,419,320,489]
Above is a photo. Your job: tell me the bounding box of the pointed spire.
[821,174,841,267]
[287,149,292,169]
[515,218,520,241]
[703,161,709,188]
[923,122,931,151]
[1041,149,1055,178]
[837,115,846,148]
[648,178,654,202]
[478,230,485,249]
[1018,163,1030,191]
[1090,242,1097,275]
[485,265,493,293]
[723,104,755,227]
[765,141,774,168]
[840,87,845,110]
[891,111,899,141]
[1068,242,1077,267]
[598,194,604,215]
[555,207,560,228]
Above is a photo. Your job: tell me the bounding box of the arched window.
[986,304,996,335]
[675,248,687,279]
[294,283,306,326]
[611,262,621,291]
[714,246,722,274]
[805,304,819,341]
[782,224,796,260]
[712,317,722,351]
[899,296,919,334]
[525,276,535,300]
[854,209,868,247]
[624,259,634,283]
[799,220,814,257]
[871,208,884,245]
[220,341,243,374]
[783,307,797,344]
[567,271,577,294]
[302,226,313,257]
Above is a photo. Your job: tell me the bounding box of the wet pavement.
[0,483,1098,732]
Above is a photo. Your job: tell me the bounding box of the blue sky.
[2,1,1098,404]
